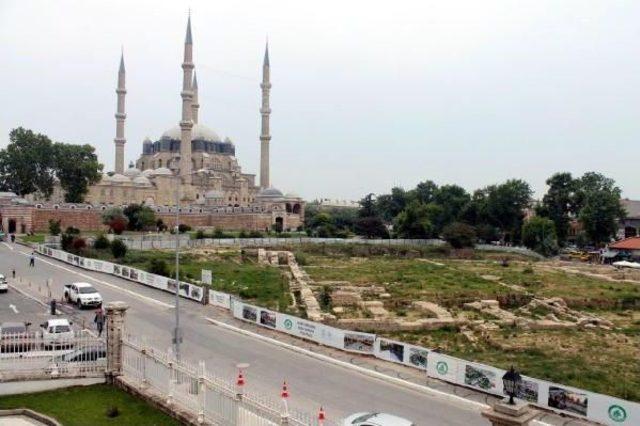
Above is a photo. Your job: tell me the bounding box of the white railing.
[122,335,337,426]
[0,331,105,381]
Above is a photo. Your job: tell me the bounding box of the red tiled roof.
[610,237,640,250]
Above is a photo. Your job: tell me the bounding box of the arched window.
[159,159,163,168]
[141,161,145,170]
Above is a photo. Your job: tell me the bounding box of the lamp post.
[502,366,522,405]
[170,165,211,361]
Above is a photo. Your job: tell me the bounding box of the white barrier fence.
[0,331,105,381]
[122,336,337,426]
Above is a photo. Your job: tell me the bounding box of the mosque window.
[141,161,145,170]
[159,159,163,167]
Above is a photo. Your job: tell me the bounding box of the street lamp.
[170,164,211,361]
[502,366,522,405]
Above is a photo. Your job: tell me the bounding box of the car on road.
[343,412,415,426]
[0,321,37,353]
[0,274,8,292]
[64,282,102,309]
[40,318,74,349]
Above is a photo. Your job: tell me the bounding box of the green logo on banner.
[436,361,448,375]
[284,319,293,330]
[608,405,627,423]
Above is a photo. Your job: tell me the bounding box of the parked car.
[0,274,7,292]
[64,282,102,309]
[40,318,74,350]
[0,322,37,353]
[54,345,106,363]
[343,412,415,426]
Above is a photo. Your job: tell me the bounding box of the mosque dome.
[124,166,141,177]
[205,190,224,199]
[141,169,154,177]
[111,173,131,183]
[285,192,300,199]
[152,167,173,176]
[161,123,222,142]
[257,187,283,199]
[133,176,152,186]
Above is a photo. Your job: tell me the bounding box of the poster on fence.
[427,352,459,384]
[374,338,430,370]
[586,392,640,425]
[209,290,231,309]
[460,362,503,394]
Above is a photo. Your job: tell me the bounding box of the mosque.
[2,16,304,234]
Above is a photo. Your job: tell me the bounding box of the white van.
[41,319,74,349]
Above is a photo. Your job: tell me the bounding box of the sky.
[1,0,639,201]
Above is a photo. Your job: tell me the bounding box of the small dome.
[143,137,152,144]
[124,166,141,177]
[133,176,151,186]
[205,190,224,199]
[111,173,131,183]
[152,167,173,176]
[161,123,221,142]
[141,169,154,177]
[257,187,284,199]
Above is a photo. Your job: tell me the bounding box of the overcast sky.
[1,0,639,201]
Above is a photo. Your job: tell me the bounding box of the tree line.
[0,127,102,202]
[305,172,625,254]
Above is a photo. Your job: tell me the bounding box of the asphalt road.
[0,242,489,425]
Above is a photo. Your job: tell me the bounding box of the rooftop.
[610,236,640,250]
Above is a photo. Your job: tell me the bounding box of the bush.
[65,226,80,235]
[61,233,74,251]
[178,224,191,233]
[111,239,127,259]
[156,219,167,232]
[93,234,110,250]
[123,204,156,231]
[248,230,264,238]
[195,230,206,239]
[442,222,476,249]
[48,219,61,236]
[213,227,226,238]
[108,217,127,235]
[71,237,86,252]
[238,230,248,238]
[148,258,170,276]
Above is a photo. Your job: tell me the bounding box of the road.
[0,242,488,425]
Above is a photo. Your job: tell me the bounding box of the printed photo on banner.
[548,386,588,417]
[191,286,201,300]
[344,333,374,352]
[121,266,130,278]
[408,347,428,369]
[179,283,190,296]
[67,254,73,263]
[503,378,539,403]
[378,339,404,362]
[73,255,79,265]
[129,269,139,281]
[113,265,121,275]
[167,279,177,292]
[242,305,257,322]
[259,310,276,328]
[464,364,497,391]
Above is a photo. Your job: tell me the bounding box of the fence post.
[105,301,129,383]
[197,360,206,424]
[140,337,148,388]
[167,348,175,406]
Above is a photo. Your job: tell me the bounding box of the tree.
[93,233,110,249]
[411,180,438,205]
[48,219,61,236]
[442,222,476,249]
[52,143,102,202]
[376,187,409,221]
[102,207,128,235]
[354,216,389,238]
[123,204,156,231]
[111,239,127,259]
[358,193,378,218]
[483,180,533,243]
[431,185,471,231]
[0,128,55,197]
[394,201,434,238]
[522,217,558,256]
[537,172,577,246]
[148,258,170,276]
[576,172,624,246]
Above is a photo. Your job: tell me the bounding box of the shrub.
[61,233,74,251]
[123,204,156,231]
[71,237,86,252]
[195,229,206,239]
[248,230,264,238]
[213,227,226,238]
[65,226,80,235]
[93,233,110,250]
[156,219,167,232]
[48,219,61,236]
[319,285,332,310]
[178,224,191,233]
[442,222,476,249]
[108,217,127,235]
[148,258,170,276]
[111,239,127,259]
[238,230,248,238]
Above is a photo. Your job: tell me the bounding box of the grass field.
[19,233,46,243]
[0,384,179,426]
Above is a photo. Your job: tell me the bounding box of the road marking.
[9,304,19,314]
[2,243,13,251]
[6,246,174,309]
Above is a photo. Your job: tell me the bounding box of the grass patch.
[20,233,46,244]
[0,384,178,426]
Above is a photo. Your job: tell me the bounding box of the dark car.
[54,346,106,363]
[0,322,37,353]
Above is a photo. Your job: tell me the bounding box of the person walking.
[29,252,35,268]
[94,308,105,337]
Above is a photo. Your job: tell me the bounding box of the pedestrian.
[11,268,15,279]
[29,252,35,268]
[94,308,105,337]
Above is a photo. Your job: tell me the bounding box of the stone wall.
[32,208,105,232]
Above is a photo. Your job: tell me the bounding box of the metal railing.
[122,335,337,426]
[0,331,105,381]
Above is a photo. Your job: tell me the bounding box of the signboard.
[201,269,212,285]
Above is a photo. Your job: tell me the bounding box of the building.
[608,237,640,260]
[619,199,640,239]
[2,15,304,233]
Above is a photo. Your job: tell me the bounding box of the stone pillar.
[105,301,129,382]
[481,400,539,426]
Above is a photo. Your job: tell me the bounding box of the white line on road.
[6,246,174,309]
[8,304,19,314]
[2,243,14,251]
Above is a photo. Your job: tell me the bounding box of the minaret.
[259,42,271,189]
[114,51,126,174]
[191,71,199,125]
[178,14,195,184]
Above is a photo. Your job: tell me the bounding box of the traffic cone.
[281,381,289,399]
[318,406,326,423]
[236,371,245,387]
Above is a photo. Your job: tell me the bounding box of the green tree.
[122,204,156,231]
[376,187,409,221]
[483,179,533,243]
[354,216,389,238]
[522,217,558,256]
[93,233,110,250]
[148,258,170,276]
[431,185,471,231]
[48,219,61,236]
[111,239,127,259]
[0,128,56,197]
[411,180,438,204]
[575,172,624,246]
[394,201,434,238]
[537,172,577,246]
[442,222,476,249]
[52,143,102,202]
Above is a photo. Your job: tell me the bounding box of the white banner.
[374,337,429,370]
[202,269,212,285]
[209,290,231,309]
[427,352,460,384]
